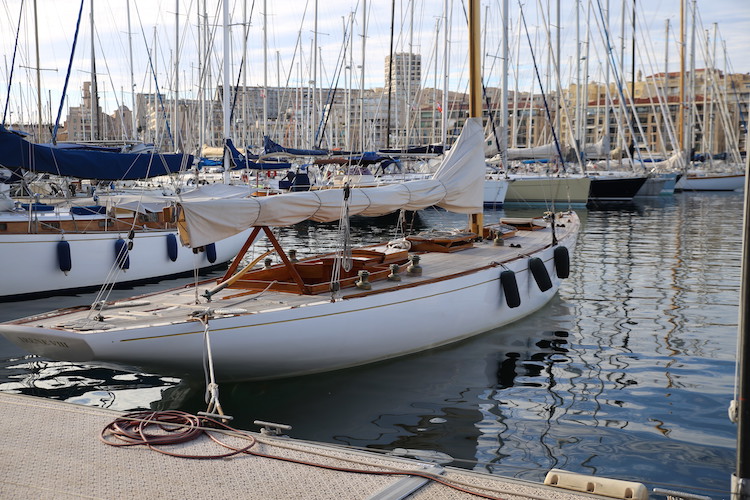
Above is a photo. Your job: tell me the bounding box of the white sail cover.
[506,142,558,160]
[178,118,485,247]
[99,184,257,214]
[582,136,610,159]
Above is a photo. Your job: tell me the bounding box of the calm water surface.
[0,192,741,498]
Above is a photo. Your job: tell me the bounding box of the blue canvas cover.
[0,126,192,180]
[225,138,290,170]
[263,135,328,156]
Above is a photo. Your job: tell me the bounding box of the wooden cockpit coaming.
[225,246,411,295]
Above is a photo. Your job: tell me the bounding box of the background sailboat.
[0,1,580,385]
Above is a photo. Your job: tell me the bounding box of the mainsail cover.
[177,118,485,248]
[0,126,191,180]
[100,184,256,214]
[263,136,328,156]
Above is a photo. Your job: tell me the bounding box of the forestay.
[177,118,485,248]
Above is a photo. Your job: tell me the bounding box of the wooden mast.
[468,0,483,235]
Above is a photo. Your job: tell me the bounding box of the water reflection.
[0,194,741,496]
[0,355,181,411]
[149,303,580,475]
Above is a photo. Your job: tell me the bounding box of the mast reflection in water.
[0,194,740,497]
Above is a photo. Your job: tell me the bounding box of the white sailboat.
[0,1,580,384]
[0,183,253,300]
[0,2,252,300]
[675,171,745,191]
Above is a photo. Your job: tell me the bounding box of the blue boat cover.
[225,138,291,170]
[0,126,192,180]
[263,135,328,156]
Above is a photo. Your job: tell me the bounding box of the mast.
[467,0,482,235]
[688,0,696,162]
[33,0,43,142]
[573,0,583,161]
[347,12,353,151]
[732,128,750,499]
[222,0,231,183]
[127,0,137,141]
[662,19,674,150]
[385,0,395,149]
[630,0,636,110]
[512,15,521,148]
[678,0,685,153]
[406,0,414,147]
[242,0,248,147]
[174,0,179,152]
[555,0,561,140]
[197,1,203,152]
[432,17,439,144]
[90,0,100,141]
[263,0,268,140]
[441,0,449,147]
[500,0,508,166]
[707,23,717,160]
[605,0,612,170]
[359,0,366,151]
[312,0,318,148]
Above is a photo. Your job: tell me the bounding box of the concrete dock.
[0,391,628,499]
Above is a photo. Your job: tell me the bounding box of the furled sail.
[177,118,485,248]
[101,184,256,215]
[582,136,610,159]
[0,126,191,180]
[506,142,558,160]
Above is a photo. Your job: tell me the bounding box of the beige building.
[122,64,750,158]
[562,69,748,161]
[65,82,133,144]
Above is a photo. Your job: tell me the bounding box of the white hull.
[483,177,509,206]
[675,173,745,191]
[0,213,580,381]
[501,175,591,206]
[634,176,667,197]
[0,230,250,299]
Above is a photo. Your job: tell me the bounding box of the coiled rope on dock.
[100,410,505,499]
[100,410,255,459]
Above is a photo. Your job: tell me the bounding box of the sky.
[1,0,748,121]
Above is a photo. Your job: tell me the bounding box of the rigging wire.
[330,182,352,300]
[2,0,23,127]
[51,0,85,145]
[132,1,174,148]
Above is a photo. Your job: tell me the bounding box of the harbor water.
[0,191,741,498]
